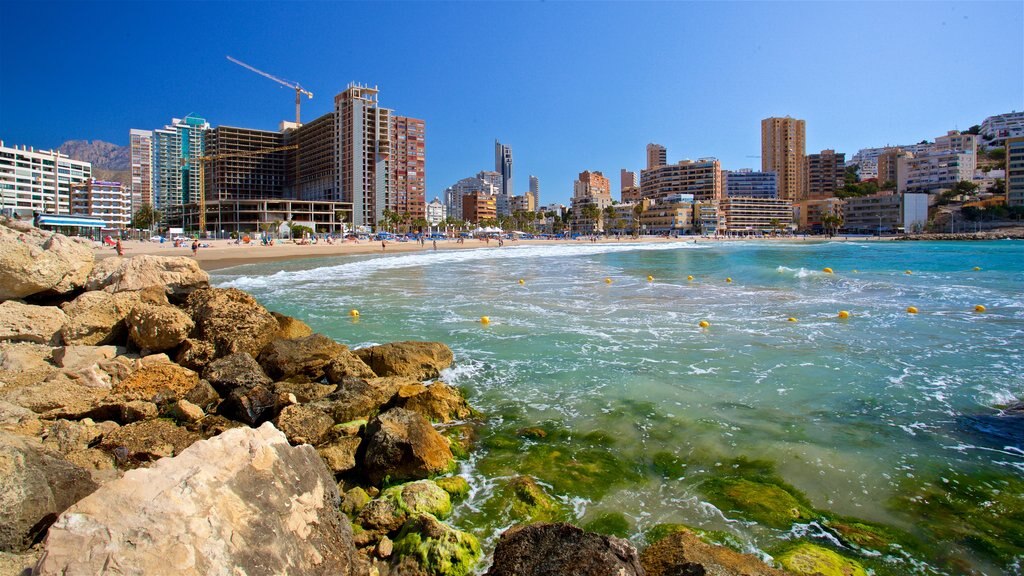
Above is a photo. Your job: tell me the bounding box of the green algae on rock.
[380,480,453,520]
[434,476,470,502]
[583,512,631,538]
[392,513,481,576]
[643,523,745,553]
[775,542,867,576]
[506,475,569,524]
[702,477,816,529]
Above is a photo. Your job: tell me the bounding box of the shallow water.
[213,240,1024,573]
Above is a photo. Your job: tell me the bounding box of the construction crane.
[227,56,313,124]
[181,144,299,233]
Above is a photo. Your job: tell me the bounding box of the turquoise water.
[214,240,1024,574]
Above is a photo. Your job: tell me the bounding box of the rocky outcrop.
[184,288,278,359]
[392,514,480,576]
[325,350,378,381]
[125,302,194,351]
[0,231,94,302]
[0,301,66,345]
[354,341,454,380]
[274,404,333,445]
[313,376,414,424]
[259,333,349,380]
[0,435,98,552]
[98,419,200,467]
[272,311,314,340]
[202,351,273,394]
[35,423,363,576]
[385,382,473,423]
[641,528,788,576]
[218,384,279,426]
[362,408,455,485]
[485,523,643,576]
[111,362,199,402]
[60,290,140,346]
[85,254,208,297]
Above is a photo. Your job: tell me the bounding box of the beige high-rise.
[761,117,806,201]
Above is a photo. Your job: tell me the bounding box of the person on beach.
[432,240,437,250]
[381,240,386,252]
[191,239,198,257]
[115,238,123,256]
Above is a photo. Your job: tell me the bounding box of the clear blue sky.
[1,1,1021,206]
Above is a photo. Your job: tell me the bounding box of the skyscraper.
[389,115,426,222]
[761,116,806,201]
[151,115,209,210]
[495,140,513,216]
[646,144,667,170]
[129,129,153,208]
[529,175,540,208]
[805,149,845,199]
[620,169,638,191]
[337,84,391,228]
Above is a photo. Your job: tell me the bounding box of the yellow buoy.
[647,275,654,282]
[974,304,986,313]
[348,309,360,317]
[787,317,798,323]
[480,316,490,324]
[687,275,694,281]
[699,320,710,329]
[725,277,733,283]
[852,269,859,273]
[838,310,850,319]
[973,266,981,271]
[605,278,612,284]
[906,306,918,314]
[823,267,834,274]
[905,270,913,275]
[518,279,525,285]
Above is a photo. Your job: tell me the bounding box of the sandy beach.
[93,235,897,271]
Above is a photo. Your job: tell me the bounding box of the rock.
[59,290,140,346]
[274,379,336,403]
[41,419,120,455]
[392,514,480,576]
[51,345,118,370]
[0,547,42,576]
[85,255,208,298]
[385,382,473,423]
[0,435,98,552]
[380,480,452,520]
[111,362,199,402]
[318,436,363,475]
[313,377,416,424]
[0,232,93,301]
[165,399,205,423]
[505,476,568,523]
[377,535,394,559]
[259,334,349,380]
[218,384,278,426]
[202,351,273,395]
[362,408,455,485]
[96,355,135,387]
[358,498,408,534]
[182,380,220,412]
[2,372,110,414]
[0,343,53,372]
[272,311,314,340]
[44,399,157,426]
[0,401,43,437]
[98,419,200,467]
[0,302,66,345]
[354,341,454,380]
[35,423,362,576]
[485,523,642,576]
[184,288,278,360]
[434,476,470,502]
[125,303,194,352]
[341,487,372,516]
[701,478,816,530]
[185,414,244,440]
[325,350,377,382]
[63,448,121,486]
[641,528,788,576]
[775,542,867,576]
[275,404,333,445]
[174,338,216,372]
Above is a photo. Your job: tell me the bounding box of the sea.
[213,239,1024,575]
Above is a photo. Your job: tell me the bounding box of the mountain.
[58,139,131,184]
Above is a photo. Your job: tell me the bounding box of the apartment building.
[762,116,806,201]
[151,115,209,210]
[511,193,536,213]
[529,175,540,208]
[337,84,391,228]
[205,126,288,201]
[981,111,1024,148]
[444,172,500,220]
[793,197,844,232]
[495,140,514,216]
[724,169,777,198]
[842,192,929,233]
[620,169,638,191]
[721,196,793,233]
[286,112,339,201]
[129,129,153,207]
[462,191,496,224]
[646,144,667,169]
[0,141,92,218]
[805,149,845,199]
[640,158,722,203]
[390,116,426,221]
[640,195,695,234]
[876,148,909,186]
[70,180,131,228]
[426,197,446,226]
[571,170,612,233]
[1007,136,1024,207]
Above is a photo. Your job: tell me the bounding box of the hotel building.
[640,159,722,203]
[129,129,153,207]
[761,116,806,201]
[805,149,845,199]
[721,196,793,233]
[70,180,132,229]
[571,170,612,233]
[0,141,92,218]
[724,169,777,198]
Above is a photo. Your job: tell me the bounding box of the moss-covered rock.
[392,513,480,576]
[441,424,477,460]
[506,475,569,524]
[340,486,372,517]
[381,480,453,520]
[702,478,815,529]
[651,451,687,478]
[583,512,631,538]
[434,476,470,502]
[775,542,867,576]
[643,523,743,553]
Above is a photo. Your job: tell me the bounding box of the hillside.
[58,139,130,171]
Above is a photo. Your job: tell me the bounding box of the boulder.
[380,480,452,520]
[111,362,200,402]
[317,436,363,475]
[362,408,455,485]
[0,232,94,302]
[51,345,119,371]
[485,523,643,576]
[98,419,200,467]
[434,477,470,502]
[504,476,568,524]
[354,341,454,380]
[641,528,788,576]
[59,290,141,346]
[0,400,43,438]
[125,302,194,352]
[325,350,377,382]
[85,255,208,298]
[358,498,408,534]
[44,399,157,426]
[274,379,336,403]
[165,399,205,424]
[41,419,120,455]
[182,380,220,412]
[385,382,473,423]
[313,376,416,424]
[271,311,314,340]
[775,542,866,576]
[0,435,98,552]
[184,288,278,359]
[259,334,349,380]
[341,487,372,516]
[392,514,481,576]
[0,302,66,345]
[202,351,273,395]
[274,404,333,445]
[174,338,217,372]
[218,384,278,426]
[2,372,110,414]
[35,423,363,576]
[0,343,54,372]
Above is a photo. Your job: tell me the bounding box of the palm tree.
[632,203,645,238]
[821,213,843,238]
[603,205,617,235]
[581,204,601,234]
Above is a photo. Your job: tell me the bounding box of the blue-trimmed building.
[724,169,778,199]
[150,115,209,211]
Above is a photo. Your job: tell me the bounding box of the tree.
[821,213,843,237]
[953,180,980,196]
[132,204,161,232]
[632,203,645,237]
[581,204,601,233]
[965,125,981,135]
[335,208,352,232]
[769,218,781,236]
[844,165,860,185]
[603,205,617,234]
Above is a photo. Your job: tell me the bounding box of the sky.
[1,1,1022,206]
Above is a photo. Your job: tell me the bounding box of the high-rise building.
[571,170,612,233]
[389,116,426,222]
[529,175,540,208]
[761,116,806,201]
[151,115,210,210]
[462,191,496,224]
[70,180,131,228]
[0,141,92,217]
[285,112,339,201]
[426,197,446,227]
[896,131,977,194]
[495,140,513,215]
[805,149,846,199]
[337,84,392,228]
[444,172,500,221]
[646,144,667,169]
[205,126,288,201]
[876,148,909,186]
[129,129,153,207]
[724,169,777,198]
[640,159,722,203]
[620,169,638,191]
[1005,136,1024,207]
